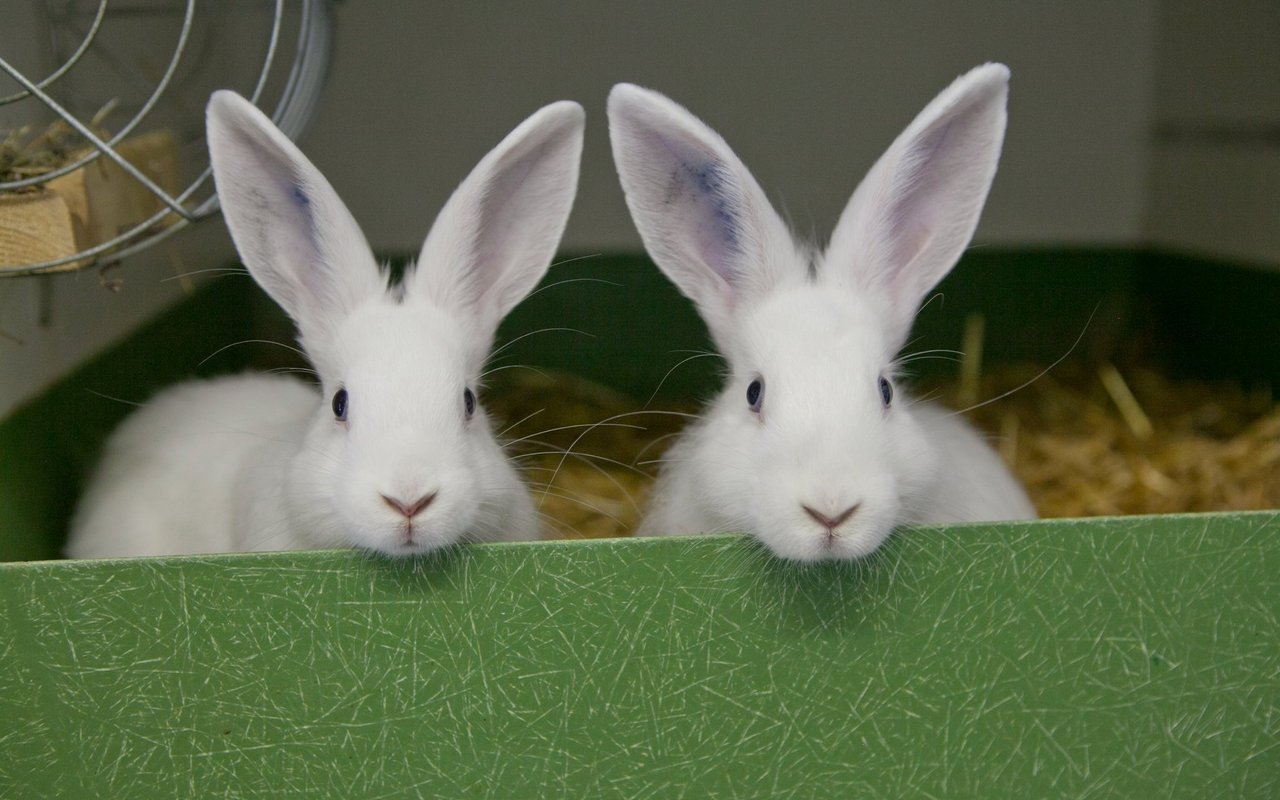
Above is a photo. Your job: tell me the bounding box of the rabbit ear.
[206,91,384,348]
[608,84,803,346]
[411,101,585,339]
[825,63,1010,351]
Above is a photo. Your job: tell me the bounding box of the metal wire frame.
[0,0,333,277]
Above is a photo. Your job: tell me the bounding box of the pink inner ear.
[472,151,541,313]
[876,115,975,302]
[889,228,936,300]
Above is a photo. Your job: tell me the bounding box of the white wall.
[307,2,1158,252]
[1145,0,1280,265]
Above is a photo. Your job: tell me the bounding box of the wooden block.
[0,190,79,268]
[0,130,181,272]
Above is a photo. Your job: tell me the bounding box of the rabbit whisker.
[198,339,308,367]
[489,327,593,359]
[480,363,551,381]
[84,389,146,408]
[632,430,688,465]
[160,267,250,282]
[512,446,651,487]
[494,407,546,439]
[522,273,621,302]
[530,486,627,527]
[946,300,1099,417]
[897,348,964,365]
[915,290,946,319]
[548,252,605,269]
[644,351,725,408]
[537,409,672,506]
[264,367,320,378]
[501,420,647,449]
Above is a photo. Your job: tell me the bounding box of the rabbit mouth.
[395,522,432,551]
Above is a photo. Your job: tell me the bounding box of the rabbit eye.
[746,378,764,413]
[463,387,476,420]
[332,388,349,421]
[878,375,893,408]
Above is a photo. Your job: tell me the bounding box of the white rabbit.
[66,91,585,558]
[609,64,1036,562]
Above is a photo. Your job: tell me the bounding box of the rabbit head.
[207,92,584,555]
[609,65,1009,561]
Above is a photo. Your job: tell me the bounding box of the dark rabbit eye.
[332,388,349,421]
[746,378,764,413]
[463,387,476,419]
[878,375,893,408]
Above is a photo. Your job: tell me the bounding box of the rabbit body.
[71,376,326,557]
[67,92,583,558]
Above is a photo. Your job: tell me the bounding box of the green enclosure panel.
[3,512,1276,798]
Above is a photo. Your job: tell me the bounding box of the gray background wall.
[309,2,1157,251]
[1147,0,1280,265]
[2,1,1277,416]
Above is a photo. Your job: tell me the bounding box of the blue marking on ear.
[285,179,321,256]
[687,160,740,252]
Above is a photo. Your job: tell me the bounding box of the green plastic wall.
[2,513,1276,797]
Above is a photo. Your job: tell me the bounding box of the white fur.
[67,92,585,558]
[610,64,1036,562]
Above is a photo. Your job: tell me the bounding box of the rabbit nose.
[382,492,438,519]
[802,503,860,531]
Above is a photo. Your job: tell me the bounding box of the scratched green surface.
[2,512,1277,798]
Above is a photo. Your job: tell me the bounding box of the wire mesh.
[0,0,333,277]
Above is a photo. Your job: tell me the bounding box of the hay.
[948,363,1279,518]
[488,365,1278,539]
[486,370,693,539]
[1,121,86,185]
[1,102,116,185]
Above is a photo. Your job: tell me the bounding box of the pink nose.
[382,492,437,519]
[802,503,860,531]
